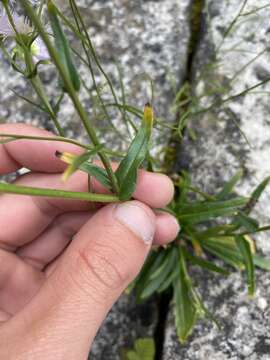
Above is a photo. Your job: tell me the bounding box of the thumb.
[16,201,156,359]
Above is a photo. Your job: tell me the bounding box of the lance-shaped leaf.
[139,247,178,299]
[135,249,167,301]
[216,169,243,200]
[233,212,259,232]
[185,251,230,275]
[115,103,153,200]
[244,176,270,214]
[157,266,179,293]
[124,338,155,360]
[202,239,244,269]
[253,255,270,271]
[173,248,198,343]
[48,1,80,91]
[56,150,111,190]
[236,235,255,296]
[80,162,111,190]
[177,197,248,224]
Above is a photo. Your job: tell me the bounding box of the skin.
[0,124,179,359]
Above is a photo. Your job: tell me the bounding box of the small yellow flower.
[55,151,77,181]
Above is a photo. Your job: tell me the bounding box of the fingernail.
[173,217,181,234]
[114,202,155,245]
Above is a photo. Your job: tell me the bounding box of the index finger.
[0,123,83,174]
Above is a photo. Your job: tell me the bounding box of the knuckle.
[78,243,130,290]
[53,215,75,238]
[69,241,136,300]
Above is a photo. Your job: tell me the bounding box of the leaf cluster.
[132,171,270,342]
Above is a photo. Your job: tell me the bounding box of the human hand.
[0,124,179,359]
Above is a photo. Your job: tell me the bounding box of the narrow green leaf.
[216,170,243,200]
[79,163,111,190]
[188,285,220,329]
[186,252,230,275]
[202,240,244,269]
[177,197,248,224]
[239,225,270,236]
[116,104,153,200]
[149,247,175,280]
[236,235,255,295]
[124,338,155,360]
[234,212,259,232]
[48,1,81,91]
[174,249,197,343]
[140,247,177,299]
[135,250,167,300]
[253,255,270,271]
[157,267,179,293]
[106,103,143,119]
[244,176,270,214]
[195,225,237,240]
[11,89,46,112]
[134,339,155,360]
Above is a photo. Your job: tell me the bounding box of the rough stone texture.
[0,0,192,153]
[163,0,270,358]
[90,296,158,359]
[0,1,191,359]
[164,269,270,360]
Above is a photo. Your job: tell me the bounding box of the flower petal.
[31,37,50,62]
[0,13,31,37]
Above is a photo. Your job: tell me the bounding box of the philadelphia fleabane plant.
[1,0,270,345]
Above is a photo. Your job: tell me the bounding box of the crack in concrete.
[152,1,206,358]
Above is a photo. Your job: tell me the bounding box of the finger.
[0,169,174,248]
[0,310,11,322]
[91,164,175,208]
[134,170,174,208]
[16,211,178,270]
[17,211,94,270]
[0,249,44,315]
[0,124,174,208]
[0,171,92,249]
[154,212,180,245]
[0,123,82,174]
[11,201,156,359]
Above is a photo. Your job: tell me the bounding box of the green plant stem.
[21,0,119,194]
[0,43,25,74]
[216,0,248,53]
[193,76,270,116]
[68,13,126,141]
[24,50,64,136]
[0,133,91,149]
[57,4,127,139]
[0,182,119,203]
[3,2,21,39]
[68,0,128,132]
[31,76,64,135]
[5,5,65,138]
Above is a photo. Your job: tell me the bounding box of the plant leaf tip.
[143,103,154,128]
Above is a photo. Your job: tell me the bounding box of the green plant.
[121,338,155,360]
[1,0,270,345]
